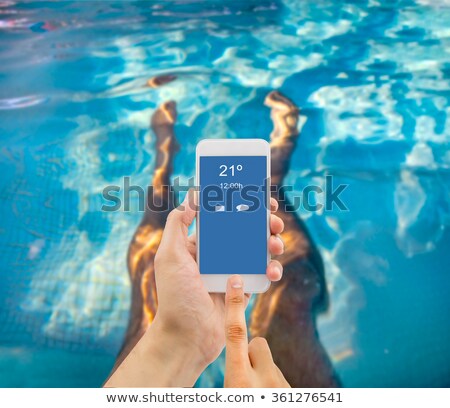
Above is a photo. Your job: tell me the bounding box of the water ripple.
[0,95,48,110]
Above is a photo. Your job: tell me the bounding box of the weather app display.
[199,156,267,275]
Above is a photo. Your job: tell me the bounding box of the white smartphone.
[196,139,271,293]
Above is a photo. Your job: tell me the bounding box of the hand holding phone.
[105,190,284,387]
[154,185,284,370]
[197,139,278,292]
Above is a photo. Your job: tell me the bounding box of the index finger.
[270,197,279,212]
[225,275,250,371]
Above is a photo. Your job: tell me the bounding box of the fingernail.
[274,264,282,276]
[276,235,284,249]
[185,188,198,210]
[229,274,243,289]
[181,189,194,211]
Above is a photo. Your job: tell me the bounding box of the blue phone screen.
[199,155,268,275]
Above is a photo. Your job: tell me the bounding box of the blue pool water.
[1,0,450,387]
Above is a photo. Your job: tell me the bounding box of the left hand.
[152,189,285,372]
[105,189,284,387]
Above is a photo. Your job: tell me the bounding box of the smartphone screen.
[199,155,268,275]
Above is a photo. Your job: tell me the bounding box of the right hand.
[224,275,291,388]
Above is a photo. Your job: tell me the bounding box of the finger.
[266,260,283,281]
[158,189,196,254]
[248,337,274,370]
[268,234,284,256]
[270,214,284,235]
[270,197,279,212]
[187,232,197,245]
[211,292,251,313]
[225,275,249,371]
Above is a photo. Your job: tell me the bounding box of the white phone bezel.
[196,138,271,293]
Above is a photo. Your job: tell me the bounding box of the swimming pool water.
[0,0,450,387]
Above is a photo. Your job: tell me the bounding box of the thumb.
[158,189,197,254]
